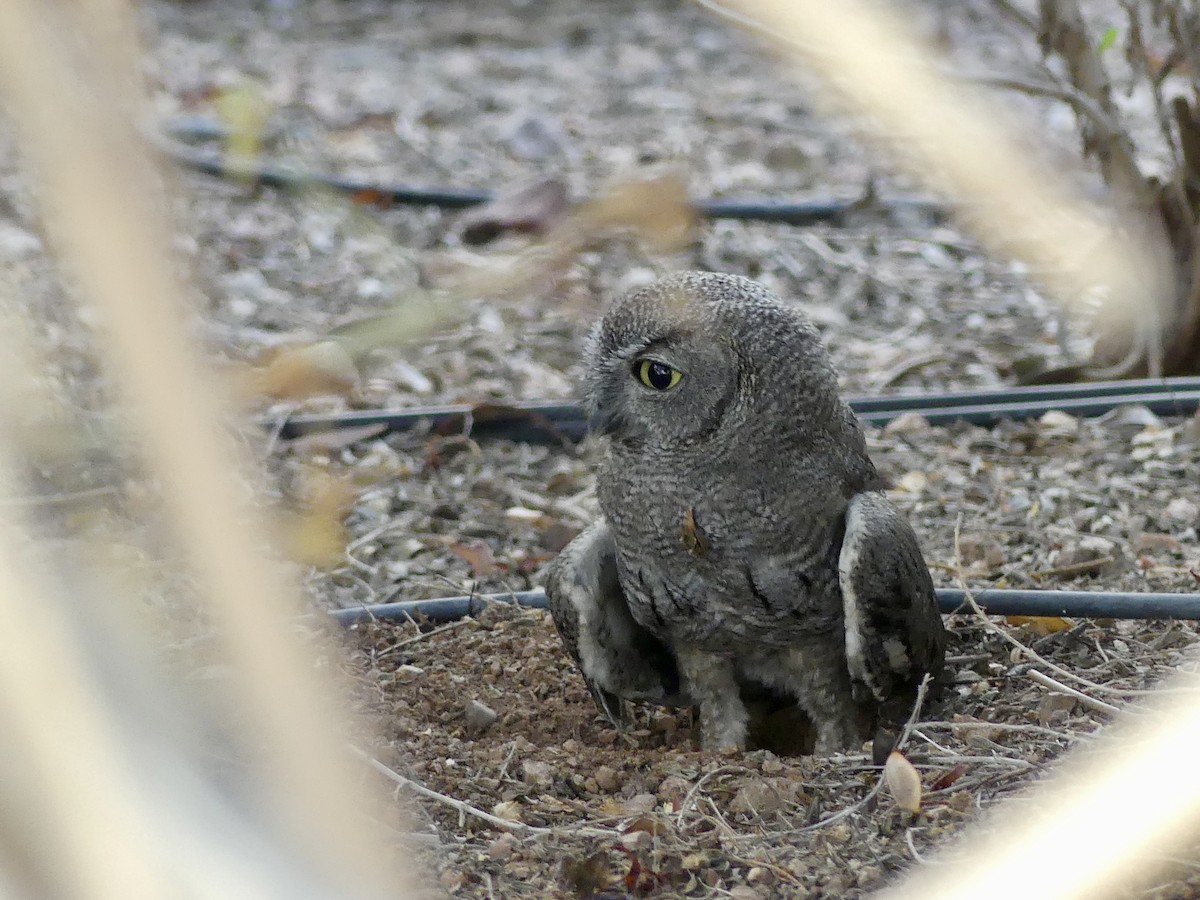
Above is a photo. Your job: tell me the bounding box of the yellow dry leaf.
[214,82,270,175]
[596,797,628,818]
[244,341,359,401]
[576,172,696,252]
[884,750,922,813]
[281,471,359,569]
[1004,615,1072,635]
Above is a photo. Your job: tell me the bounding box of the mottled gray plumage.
[544,520,689,727]
[548,271,945,754]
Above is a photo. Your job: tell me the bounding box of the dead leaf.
[623,815,666,837]
[884,750,922,813]
[1004,615,1072,635]
[214,82,270,174]
[282,471,359,568]
[595,797,628,818]
[623,851,663,895]
[928,763,969,793]
[458,178,570,245]
[423,434,479,471]
[246,341,359,401]
[576,172,696,252]
[680,507,708,558]
[450,541,507,577]
[349,188,394,208]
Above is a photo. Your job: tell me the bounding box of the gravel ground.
[4,0,1200,896]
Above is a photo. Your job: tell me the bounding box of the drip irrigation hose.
[329,587,1200,627]
[163,142,947,226]
[273,378,1200,443]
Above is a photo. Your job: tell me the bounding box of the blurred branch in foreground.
[0,1,407,896]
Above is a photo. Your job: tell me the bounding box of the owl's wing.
[543,520,689,729]
[838,491,946,714]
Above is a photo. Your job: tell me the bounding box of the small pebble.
[594,765,621,792]
[464,699,498,733]
[394,664,424,683]
[747,866,774,886]
[487,832,519,860]
[620,830,652,853]
[522,760,554,788]
[884,411,930,435]
[1165,497,1198,523]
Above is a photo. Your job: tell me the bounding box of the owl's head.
[583,272,839,447]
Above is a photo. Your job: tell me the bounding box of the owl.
[545,272,945,754]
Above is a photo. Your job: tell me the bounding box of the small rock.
[619,830,652,853]
[1053,535,1120,572]
[0,223,42,260]
[228,296,257,319]
[490,800,523,823]
[1037,692,1076,727]
[477,307,505,334]
[387,359,434,395]
[822,874,849,895]
[394,664,424,683]
[730,782,782,816]
[765,142,811,171]
[747,866,774,886]
[825,823,852,844]
[728,888,762,900]
[1037,410,1079,437]
[895,470,928,494]
[504,113,569,160]
[1165,497,1198,523]
[883,411,930,435]
[521,760,554,789]
[760,754,784,775]
[1136,532,1180,554]
[656,775,691,805]
[487,832,519,860]
[355,276,385,299]
[464,699,498,733]
[438,869,467,892]
[624,794,657,815]
[1100,404,1161,430]
[957,534,1006,570]
[594,765,621,792]
[1181,410,1200,447]
[857,865,884,888]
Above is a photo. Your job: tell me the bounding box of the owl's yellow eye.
[636,359,682,391]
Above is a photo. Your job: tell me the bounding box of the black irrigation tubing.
[329,587,1200,627]
[273,378,1200,443]
[164,143,947,226]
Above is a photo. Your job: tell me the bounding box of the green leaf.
[1097,26,1118,53]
